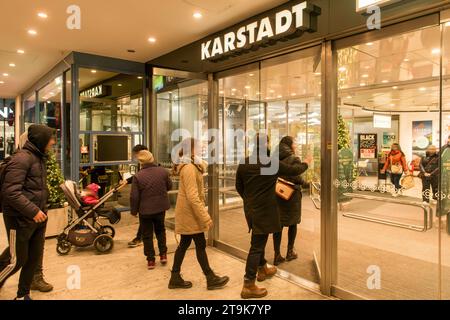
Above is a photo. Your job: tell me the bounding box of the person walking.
[16,131,54,293]
[420,145,440,203]
[0,124,56,300]
[381,143,409,197]
[236,134,304,299]
[128,144,149,248]
[168,138,229,291]
[272,136,310,266]
[130,150,172,269]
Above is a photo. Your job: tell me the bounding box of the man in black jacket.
[236,134,303,299]
[0,125,56,300]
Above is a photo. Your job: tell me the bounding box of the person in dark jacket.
[17,131,53,293]
[0,125,56,300]
[128,144,149,248]
[420,145,440,203]
[130,150,172,269]
[236,134,304,299]
[273,137,309,265]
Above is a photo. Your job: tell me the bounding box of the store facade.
[148,0,450,300]
[21,52,147,195]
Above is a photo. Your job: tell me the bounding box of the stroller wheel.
[94,234,114,254]
[100,226,115,238]
[57,240,72,255]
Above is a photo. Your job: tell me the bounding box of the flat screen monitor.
[373,114,392,129]
[94,134,131,163]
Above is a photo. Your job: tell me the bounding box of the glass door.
[334,20,445,300]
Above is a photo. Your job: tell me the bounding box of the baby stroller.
[56,180,128,255]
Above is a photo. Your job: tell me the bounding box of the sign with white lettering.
[201,0,321,61]
[80,85,110,99]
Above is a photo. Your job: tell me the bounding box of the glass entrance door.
[333,19,448,300]
[216,46,323,284]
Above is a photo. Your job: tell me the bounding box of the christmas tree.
[338,114,351,150]
[46,152,66,209]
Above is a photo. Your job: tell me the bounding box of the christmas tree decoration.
[46,152,66,209]
[338,114,351,150]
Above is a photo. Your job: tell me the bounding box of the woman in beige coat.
[169,138,229,291]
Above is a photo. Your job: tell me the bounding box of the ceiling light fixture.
[137,76,143,79]
[366,42,374,46]
[91,70,97,73]
[249,73,254,77]
[419,87,426,91]
[17,49,25,54]
[245,86,251,89]
[432,48,441,55]
[28,29,37,35]
[381,80,389,83]
[362,74,369,78]
[0,81,4,84]
[148,37,156,43]
[118,84,123,87]
[404,58,410,62]
[9,63,15,67]
[3,73,9,77]
[193,12,203,19]
[37,12,48,19]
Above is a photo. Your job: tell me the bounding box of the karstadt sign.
[201,0,321,61]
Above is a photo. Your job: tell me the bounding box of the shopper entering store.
[0,124,56,300]
[169,138,229,291]
[381,143,409,197]
[420,145,440,203]
[273,136,310,266]
[236,134,304,299]
[130,150,171,269]
[128,144,149,248]
[16,131,54,293]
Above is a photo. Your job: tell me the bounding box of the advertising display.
[412,120,433,157]
[358,134,377,159]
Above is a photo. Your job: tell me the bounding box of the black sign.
[358,134,378,159]
[80,84,111,99]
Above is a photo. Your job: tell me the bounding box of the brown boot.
[256,264,277,282]
[241,279,268,299]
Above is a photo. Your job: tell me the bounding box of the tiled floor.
[0,222,326,301]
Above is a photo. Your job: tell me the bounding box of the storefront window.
[38,76,63,165]
[78,68,144,198]
[0,98,15,159]
[23,94,35,131]
[335,25,443,299]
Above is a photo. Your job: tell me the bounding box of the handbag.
[401,175,415,190]
[275,178,296,201]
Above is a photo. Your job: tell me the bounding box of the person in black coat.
[236,134,304,299]
[273,136,309,265]
[420,145,440,203]
[0,124,56,300]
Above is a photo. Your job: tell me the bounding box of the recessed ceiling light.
[291,93,297,96]
[249,73,254,77]
[0,81,4,84]
[362,74,369,78]
[314,72,321,76]
[432,48,441,55]
[3,73,9,77]
[231,88,237,92]
[9,63,15,67]
[360,83,366,87]
[404,58,410,62]
[17,49,25,54]
[219,91,224,94]
[47,100,51,104]
[91,70,97,73]
[381,80,389,83]
[28,29,38,35]
[118,84,123,87]
[50,92,54,95]
[366,42,374,46]
[346,95,352,99]
[269,89,275,93]
[148,37,156,43]
[390,104,396,107]
[277,95,282,98]
[245,86,251,89]
[392,86,398,90]
[37,12,48,19]
[419,87,427,91]
[137,76,143,79]
[193,12,203,19]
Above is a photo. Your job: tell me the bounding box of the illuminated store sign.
[80,85,110,98]
[356,0,403,12]
[201,0,321,61]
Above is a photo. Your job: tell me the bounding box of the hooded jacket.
[173,157,211,235]
[276,142,308,226]
[2,125,54,222]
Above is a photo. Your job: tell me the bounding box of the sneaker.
[160,254,168,265]
[128,238,142,248]
[14,294,32,300]
[147,260,156,270]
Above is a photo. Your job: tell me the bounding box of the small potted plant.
[45,151,69,237]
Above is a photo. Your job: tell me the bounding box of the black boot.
[168,272,193,289]
[206,271,229,290]
[30,272,53,292]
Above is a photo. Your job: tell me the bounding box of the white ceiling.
[0,0,287,98]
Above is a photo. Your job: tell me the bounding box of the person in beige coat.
[168,138,229,291]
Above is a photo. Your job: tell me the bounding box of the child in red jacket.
[82,183,101,206]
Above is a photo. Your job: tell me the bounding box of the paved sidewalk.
[0,223,327,300]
